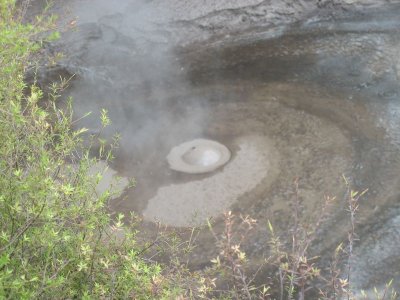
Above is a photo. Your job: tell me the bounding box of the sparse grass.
[200,179,398,300]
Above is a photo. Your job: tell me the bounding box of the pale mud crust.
[61,161,129,199]
[143,136,275,227]
[167,139,231,174]
[139,82,353,227]
[89,161,129,198]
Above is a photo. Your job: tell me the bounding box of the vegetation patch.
[0,1,184,298]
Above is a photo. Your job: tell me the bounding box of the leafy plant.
[0,2,183,299]
[204,179,398,300]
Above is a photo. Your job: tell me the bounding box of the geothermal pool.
[33,0,400,292]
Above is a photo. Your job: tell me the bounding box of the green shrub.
[0,2,181,299]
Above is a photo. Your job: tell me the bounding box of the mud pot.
[31,0,400,292]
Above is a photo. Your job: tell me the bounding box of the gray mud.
[30,0,400,292]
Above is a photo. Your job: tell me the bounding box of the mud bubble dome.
[167,139,231,174]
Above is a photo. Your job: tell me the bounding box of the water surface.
[37,0,400,290]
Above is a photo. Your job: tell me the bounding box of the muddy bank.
[30,0,399,43]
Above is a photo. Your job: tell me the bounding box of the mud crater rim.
[167,139,231,174]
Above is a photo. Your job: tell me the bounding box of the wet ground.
[31,0,400,292]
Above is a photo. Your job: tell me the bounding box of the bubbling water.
[182,147,220,166]
[167,139,231,174]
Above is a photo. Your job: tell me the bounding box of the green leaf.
[267,220,274,234]
[0,254,9,268]
[46,31,60,42]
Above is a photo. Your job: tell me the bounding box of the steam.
[60,0,208,175]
